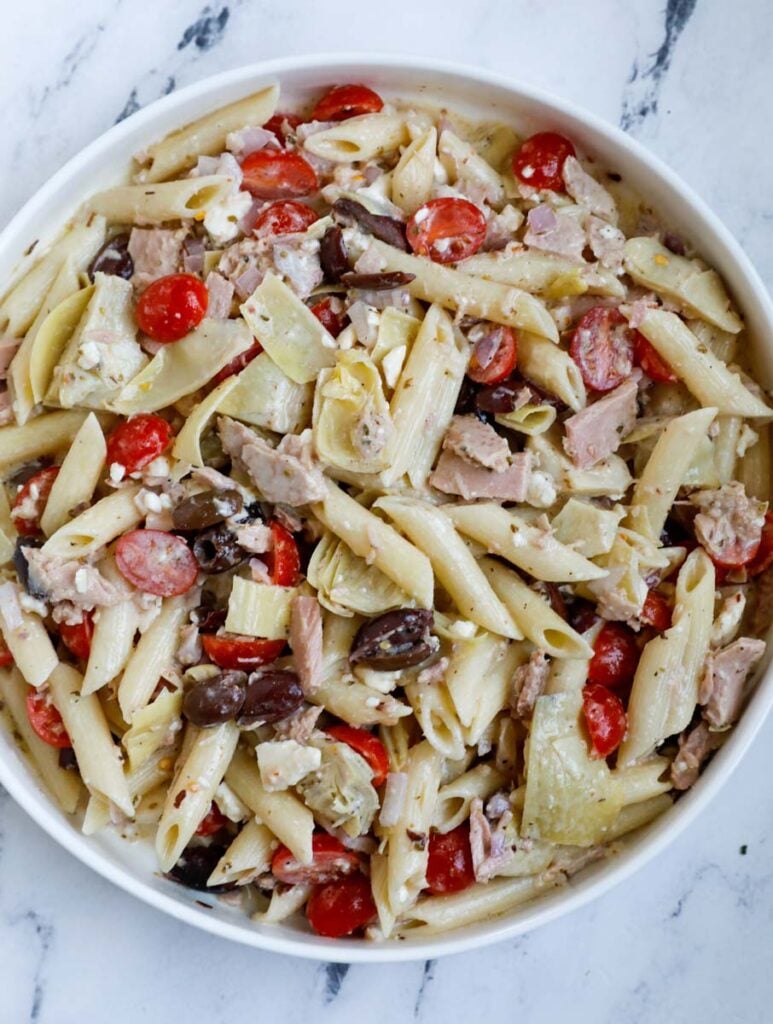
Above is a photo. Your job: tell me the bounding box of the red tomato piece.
[12,466,59,536]
[582,682,627,759]
[106,414,173,475]
[310,297,346,338]
[706,527,762,571]
[512,131,576,191]
[115,530,199,597]
[202,633,285,671]
[325,725,389,786]
[426,825,475,895]
[633,331,677,383]
[306,872,376,938]
[254,200,319,238]
[467,326,518,385]
[26,689,71,748]
[272,833,359,885]
[588,622,640,690]
[211,340,263,385]
[640,590,672,631]
[135,273,208,343]
[310,84,383,122]
[240,150,318,201]
[195,802,228,837]
[748,511,773,577]
[266,521,301,586]
[59,612,94,661]
[263,112,303,144]
[406,198,487,264]
[0,634,13,668]
[569,306,635,392]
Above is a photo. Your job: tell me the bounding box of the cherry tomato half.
[202,633,286,671]
[325,725,389,787]
[266,521,301,586]
[310,297,347,338]
[588,622,640,690]
[582,682,627,759]
[272,833,359,885]
[426,825,475,895]
[569,306,634,393]
[240,150,318,201]
[0,634,13,668]
[26,689,71,748]
[211,339,263,385]
[135,273,209,343]
[310,84,383,122]
[512,131,576,191]
[12,466,59,536]
[748,511,773,577]
[306,872,376,938]
[59,612,94,661]
[406,198,487,264]
[633,331,677,383]
[254,200,319,238]
[195,802,229,837]
[705,525,762,571]
[640,590,672,631]
[116,529,199,597]
[263,112,303,144]
[467,326,518,385]
[106,414,173,475]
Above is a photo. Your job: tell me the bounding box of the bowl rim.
[1,50,771,964]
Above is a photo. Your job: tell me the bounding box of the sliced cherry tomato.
[633,331,677,383]
[195,802,228,837]
[266,521,301,586]
[11,466,59,536]
[310,84,383,122]
[26,689,71,748]
[467,326,518,385]
[263,112,303,144]
[582,682,627,759]
[512,131,576,191]
[202,633,285,671]
[748,511,773,577]
[306,872,376,938]
[272,833,359,885]
[569,306,635,393]
[310,297,347,338]
[240,150,318,201]
[254,200,319,238]
[705,527,762,571]
[135,273,208,343]
[59,612,94,661]
[406,198,487,264]
[588,622,640,690]
[106,414,173,475]
[640,590,672,631]
[325,725,389,786]
[115,529,199,597]
[0,634,13,668]
[211,339,263,385]
[426,825,475,895]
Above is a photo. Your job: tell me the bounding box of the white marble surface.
[1,1,773,1020]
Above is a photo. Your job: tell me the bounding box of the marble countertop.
[1,1,772,1020]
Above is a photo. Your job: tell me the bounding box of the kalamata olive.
[340,271,415,290]
[533,581,567,620]
[350,609,436,669]
[172,489,243,532]
[182,670,247,727]
[566,597,600,633]
[454,376,479,415]
[8,459,52,487]
[192,525,247,574]
[195,604,227,633]
[13,537,45,597]
[475,380,527,414]
[88,233,134,281]
[58,747,78,771]
[167,842,234,892]
[332,198,410,251]
[238,669,304,725]
[319,226,349,282]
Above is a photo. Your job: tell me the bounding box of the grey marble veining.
[1,1,773,1021]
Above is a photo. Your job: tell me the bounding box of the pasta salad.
[0,78,771,941]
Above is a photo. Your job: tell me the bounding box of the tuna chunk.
[205,271,234,319]
[562,157,618,222]
[218,417,326,506]
[524,205,585,262]
[469,797,515,882]
[0,338,21,380]
[128,228,184,289]
[430,450,531,501]
[563,378,639,469]
[290,594,323,696]
[443,415,510,472]
[511,649,550,718]
[272,237,323,298]
[690,483,766,567]
[0,390,14,426]
[231,521,272,554]
[700,637,765,729]
[24,549,125,611]
[587,215,625,272]
[670,721,723,790]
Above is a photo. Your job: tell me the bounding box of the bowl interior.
[1,54,771,962]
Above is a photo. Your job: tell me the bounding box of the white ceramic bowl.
[0,54,771,963]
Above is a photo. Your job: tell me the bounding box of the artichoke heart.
[297,738,379,837]
[307,530,412,617]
